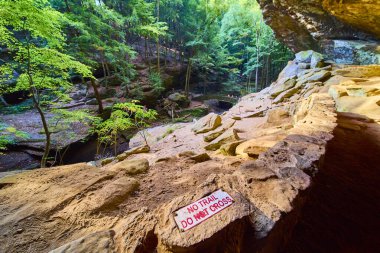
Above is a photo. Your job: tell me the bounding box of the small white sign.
[174,189,234,231]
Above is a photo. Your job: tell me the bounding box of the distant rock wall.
[258,0,380,64]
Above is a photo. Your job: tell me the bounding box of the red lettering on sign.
[187,204,199,214]
[174,190,234,231]
[181,220,188,229]
[193,208,210,221]
[180,217,194,229]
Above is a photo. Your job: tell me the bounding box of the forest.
[1,1,380,252]
[0,0,293,168]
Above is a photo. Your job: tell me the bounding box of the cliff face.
[258,0,380,64]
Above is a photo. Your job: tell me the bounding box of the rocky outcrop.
[1,52,379,253]
[167,93,191,108]
[192,113,222,134]
[109,158,150,175]
[258,0,380,64]
[328,66,380,122]
[117,145,150,161]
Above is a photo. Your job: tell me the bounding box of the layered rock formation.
[258,0,380,64]
[1,53,380,253]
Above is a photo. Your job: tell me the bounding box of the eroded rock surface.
[258,0,380,64]
[1,53,379,253]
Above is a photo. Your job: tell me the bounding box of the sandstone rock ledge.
[2,54,379,253]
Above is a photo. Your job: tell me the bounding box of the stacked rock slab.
[1,51,380,253]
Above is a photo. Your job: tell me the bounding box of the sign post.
[174,189,234,232]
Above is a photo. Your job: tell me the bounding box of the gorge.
[0,1,379,253]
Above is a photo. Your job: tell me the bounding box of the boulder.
[109,159,149,175]
[296,68,315,79]
[273,85,303,104]
[295,50,314,63]
[270,78,297,98]
[101,157,115,166]
[192,113,222,134]
[117,145,150,161]
[220,141,244,156]
[204,129,240,151]
[298,62,310,69]
[177,151,197,158]
[328,85,348,100]
[235,138,279,157]
[310,52,325,68]
[85,98,99,105]
[70,88,87,101]
[266,109,289,124]
[203,119,236,142]
[277,61,301,80]
[187,153,211,163]
[168,92,190,108]
[82,177,140,212]
[306,70,331,83]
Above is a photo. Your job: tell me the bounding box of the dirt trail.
[283,112,380,253]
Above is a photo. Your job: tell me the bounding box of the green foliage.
[50,109,100,147]
[0,122,29,152]
[51,0,137,87]
[94,101,157,154]
[139,22,168,41]
[0,0,92,98]
[218,2,293,90]
[0,99,34,114]
[149,72,165,95]
[0,0,94,166]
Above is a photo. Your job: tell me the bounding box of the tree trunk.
[185,59,192,98]
[26,34,51,168]
[90,78,104,114]
[101,61,108,87]
[164,42,168,67]
[114,133,117,156]
[144,37,148,59]
[185,61,190,97]
[247,71,252,93]
[105,62,111,78]
[156,0,161,73]
[0,96,9,107]
[255,19,262,92]
[32,94,51,168]
[266,55,270,87]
